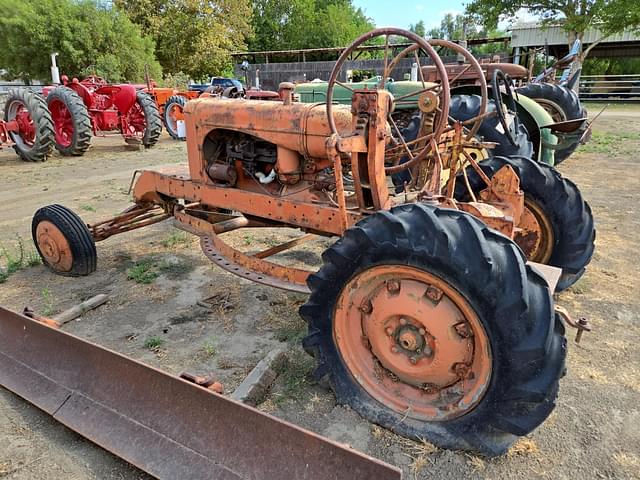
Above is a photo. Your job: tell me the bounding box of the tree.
[0,0,161,83]
[116,0,253,79]
[426,13,507,56]
[249,0,374,53]
[409,20,426,37]
[466,0,640,66]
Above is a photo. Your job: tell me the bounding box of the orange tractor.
[32,29,594,456]
[1,89,54,162]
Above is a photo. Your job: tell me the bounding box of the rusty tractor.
[31,28,594,456]
[42,75,162,155]
[1,89,54,162]
[145,83,282,141]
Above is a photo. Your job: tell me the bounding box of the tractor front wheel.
[455,155,595,291]
[32,204,97,276]
[301,204,566,456]
[3,89,54,162]
[46,86,92,156]
[162,95,187,140]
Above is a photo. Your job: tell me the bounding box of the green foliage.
[161,230,191,248]
[0,237,41,284]
[466,0,640,53]
[144,336,164,349]
[426,13,507,56]
[409,21,426,38]
[0,0,161,82]
[117,0,253,80]
[160,71,191,90]
[249,0,374,56]
[41,288,55,317]
[583,57,640,76]
[126,258,159,284]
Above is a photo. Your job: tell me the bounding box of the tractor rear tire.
[162,95,187,140]
[4,89,54,162]
[449,94,535,160]
[46,86,92,156]
[301,204,566,456]
[455,155,595,291]
[135,91,162,148]
[32,204,97,276]
[516,83,586,165]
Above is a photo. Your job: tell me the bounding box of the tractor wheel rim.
[7,100,36,148]
[125,103,146,138]
[49,100,74,148]
[36,221,73,272]
[166,104,181,134]
[334,265,491,421]
[516,197,555,264]
[534,98,567,124]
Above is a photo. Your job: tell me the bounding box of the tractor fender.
[67,80,94,109]
[110,84,138,115]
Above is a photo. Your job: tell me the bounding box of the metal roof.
[510,23,640,47]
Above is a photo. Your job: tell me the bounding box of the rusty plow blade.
[0,307,401,480]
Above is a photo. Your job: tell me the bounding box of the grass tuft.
[126,259,159,284]
[144,336,164,350]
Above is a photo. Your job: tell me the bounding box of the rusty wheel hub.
[334,265,491,420]
[35,221,73,272]
[515,198,554,264]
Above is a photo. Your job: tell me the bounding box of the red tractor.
[42,75,162,156]
[1,89,54,162]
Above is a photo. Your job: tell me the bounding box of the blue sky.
[352,1,466,31]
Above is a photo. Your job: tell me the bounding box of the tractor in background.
[1,89,54,162]
[42,75,162,155]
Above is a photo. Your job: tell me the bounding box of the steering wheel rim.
[491,69,520,147]
[326,28,450,170]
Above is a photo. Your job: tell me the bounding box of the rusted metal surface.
[333,265,492,421]
[0,306,402,480]
[34,220,74,272]
[90,205,170,241]
[555,305,592,344]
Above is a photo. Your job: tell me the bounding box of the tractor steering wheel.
[491,69,520,147]
[326,27,450,175]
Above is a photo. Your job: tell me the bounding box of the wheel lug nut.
[399,318,407,325]
[386,279,400,293]
[359,299,372,314]
[409,357,417,364]
[386,327,394,336]
[418,328,426,335]
[391,346,399,353]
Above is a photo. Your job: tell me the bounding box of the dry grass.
[508,437,539,457]
[466,455,486,472]
[612,451,640,469]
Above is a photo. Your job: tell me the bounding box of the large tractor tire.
[516,83,586,164]
[125,91,162,148]
[301,204,566,456]
[449,94,534,160]
[455,155,595,291]
[46,86,92,156]
[162,95,187,140]
[32,204,97,276]
[3,89,54,162]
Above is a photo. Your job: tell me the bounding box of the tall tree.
[0,0,161,82]
[116,0,253,79]
[249,0,374,52]
[466,0,640,66]
[409,20,426,38]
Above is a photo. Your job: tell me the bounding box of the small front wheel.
[32,204,97,276]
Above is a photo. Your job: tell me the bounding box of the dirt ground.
[0,105,638,479]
